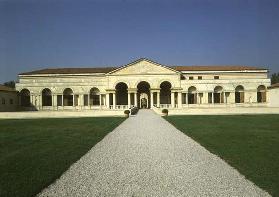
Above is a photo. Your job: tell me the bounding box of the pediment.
[108,58,179,75]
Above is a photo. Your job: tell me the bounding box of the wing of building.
[15,58,272,111]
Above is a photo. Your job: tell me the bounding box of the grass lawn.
[0,117,125,197]
[165,115,279,196]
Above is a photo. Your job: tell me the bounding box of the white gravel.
[38,110,270,197]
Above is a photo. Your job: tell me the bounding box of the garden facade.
[16,58,271,111]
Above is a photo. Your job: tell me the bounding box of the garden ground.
[165,114,279,196]
[0,117,125,197]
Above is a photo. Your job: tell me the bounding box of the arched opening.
[115,82,128,105]
[257,85,266,103]
[137,81,150,108]
[188,86,197,104]
[160,81,171,105]
[20,89,30,107]
[63,88,73,106]
[214,86,224,103]
[90,88,100,106]
[235,85,244,103]
[42,88,52,106]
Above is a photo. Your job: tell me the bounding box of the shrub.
[130,107,139,115]
[124,110,130,115]
[162,109,168,114]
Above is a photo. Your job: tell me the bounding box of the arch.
[214,86,224,103]
[20,89,31,107]
[115,82,128,105]
[214,86,223,93]
[114,81,130,89]
[90,87,100,106]
[42,88,52,106]
[158,79,173,89]
[135,80,152,89]
[257,85,266,103]
[188,86,197,104]
[235,85,245,103]
[63,88,74,106]
[188,86,197,93]
[137,81,151,108]
[160,81,172,104]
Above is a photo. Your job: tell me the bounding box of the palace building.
[15,58,272,111]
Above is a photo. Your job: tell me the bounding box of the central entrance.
[137,81,150,109]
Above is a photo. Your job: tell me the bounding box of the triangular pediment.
[108,58,179,75]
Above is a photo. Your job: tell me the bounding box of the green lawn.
[165,115,279,197]
[0,117,125,197]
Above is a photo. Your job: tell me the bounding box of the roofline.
[107,58,180,74]
[18,73,107,77]
[180,70,268,74]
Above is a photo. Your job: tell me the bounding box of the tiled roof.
[18,58,266,76]
[19,67,116,75]
[173,65,265,71]
[268,83,279,89]
[0,85,16,92]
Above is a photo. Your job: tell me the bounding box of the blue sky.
[0,0,279,83]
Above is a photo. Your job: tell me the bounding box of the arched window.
[20,89,31,107]
[90,88,100,106]
[235,85,244,103]
[63,88,73,106]
[42,88,52,106]
[188,86,197,104]
[214,86,224,103]
[115,82,128,105]
[257,85,266,103]
[160,81,172,104]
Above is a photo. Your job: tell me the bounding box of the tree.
[3,80,15,88]
[271,73,279,84]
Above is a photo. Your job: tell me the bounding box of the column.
[73,94,75,107]
[171,91,175,108]
[80,94,84,109]
[178,92,182,108]
[99,94,102,108]
[113,92,116,109]
[134,93,137,107]
[53,94,57,110]
[38,95,41,110]
[150,91,154,108]
[128,93,131,108]
[212,92,215,104]
[106,93,110,109]
[203,92,208,104]
[186,93,188,105]
[157,92,160,107]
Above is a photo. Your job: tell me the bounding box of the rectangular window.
[182,93,186,104]
[10,99,13,105]
[57,95,62,106]
[2,98,5,105]
[198,76,202,80]
[84,94,88,106]
[189,76,194,80]
[214,76,219,79]
[208,93,212,103]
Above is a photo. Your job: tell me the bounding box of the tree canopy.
[3,80,15,88]
[271,73,279,85]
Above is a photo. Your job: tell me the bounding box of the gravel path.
[38,110,269,197]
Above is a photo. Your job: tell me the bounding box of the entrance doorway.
[140,93,148,108]
[137,81,150,109]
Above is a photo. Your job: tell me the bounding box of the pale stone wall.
[15,60,272,111]
[0,91,18,112]
[269,88,279,107]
